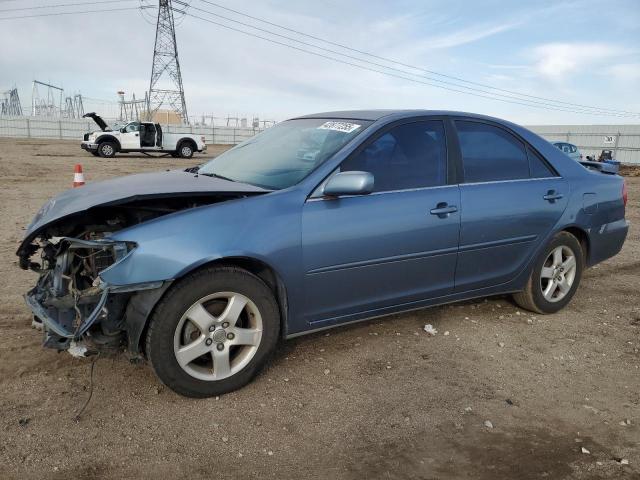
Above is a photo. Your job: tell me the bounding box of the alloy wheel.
[539,245,577,302]
[173,292,263,381]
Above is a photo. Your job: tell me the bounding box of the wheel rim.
[102,144,113,156]
[181,146,192,156]
[173,292,263,381]
[539,245,577,303]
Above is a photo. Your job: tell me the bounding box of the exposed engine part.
[20,193,250,355]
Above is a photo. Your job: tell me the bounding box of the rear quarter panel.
[513,124,628,266]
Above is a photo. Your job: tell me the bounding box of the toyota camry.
[17,110,629,397]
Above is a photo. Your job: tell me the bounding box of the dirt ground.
[0,138,638,480]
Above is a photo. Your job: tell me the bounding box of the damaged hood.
[21,170,270,246]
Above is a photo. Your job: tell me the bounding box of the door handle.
[430,203,458,217]
[543,191,563,202]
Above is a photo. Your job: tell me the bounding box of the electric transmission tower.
[1,87,23,116]
[146,0,188,124]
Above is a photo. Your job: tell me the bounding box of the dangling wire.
[73,353,100,422]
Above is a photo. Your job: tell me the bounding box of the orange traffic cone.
[73,164,85,187]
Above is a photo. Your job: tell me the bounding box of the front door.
[301,120,460,325]
[120,122,141,149]
[452,120,568,291]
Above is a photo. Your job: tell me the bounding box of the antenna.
[146,0,188,124]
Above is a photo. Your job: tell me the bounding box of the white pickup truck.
[81,112,207,158]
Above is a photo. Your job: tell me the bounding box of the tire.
[145,266,280,397]
[513,231,584,314]
[97,141,117,158]
[177,142,194,159]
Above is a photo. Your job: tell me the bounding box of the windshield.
[198,118,372,189]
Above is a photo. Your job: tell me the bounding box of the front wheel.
[145,266,280,397]
[97,141,117,158]
[513,231,584,314]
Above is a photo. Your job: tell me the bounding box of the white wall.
[527,124,640,164]
[0,115,263,145]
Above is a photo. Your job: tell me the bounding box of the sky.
[0,0,639,124]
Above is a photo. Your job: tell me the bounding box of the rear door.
[453,119,568,292]
[301,119,460,324]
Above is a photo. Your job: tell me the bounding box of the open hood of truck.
[18,170,271,253]
[82,112,111,132]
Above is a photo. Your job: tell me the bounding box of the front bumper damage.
[23,237,163,355]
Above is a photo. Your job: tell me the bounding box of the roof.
[294,109,510,123]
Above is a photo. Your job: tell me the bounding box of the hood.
[82,112,110,132]
[21,170,270,247]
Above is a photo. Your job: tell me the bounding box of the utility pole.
[146,0,188,124]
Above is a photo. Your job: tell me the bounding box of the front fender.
[95,134,121,150]
[99,192,302,288]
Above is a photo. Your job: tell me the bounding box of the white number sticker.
[317,121,361,133]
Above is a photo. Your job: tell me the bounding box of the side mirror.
[120,127,126,133]
[323,171,374,197]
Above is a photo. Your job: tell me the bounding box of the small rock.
[515,311,521,316]
[222,437,228,443]
[498,342,505,348]
[464,406,473,412]
[268,450,274,456]
[323,368,330,375]
[444,331,450,336]
[619,459,629,465]
[386,365,392,369]
[284,378,289,382]
[483,420,494,429]
[581,447,590,454]
[18,418,30,427]
[423,324,437,336]
[526,318,533,325]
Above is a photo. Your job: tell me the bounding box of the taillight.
[622,180,628,208]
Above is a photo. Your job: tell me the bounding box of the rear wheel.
[178,142,194,159]
[146,266,280,397]
[97,141,117,158]
[513,231,583,314]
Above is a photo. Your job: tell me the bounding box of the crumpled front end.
[24,237,138,353]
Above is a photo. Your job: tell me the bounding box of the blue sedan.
[18,110,629,397]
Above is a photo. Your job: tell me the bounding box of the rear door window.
[455,121,529,183]
[527,147,557,178]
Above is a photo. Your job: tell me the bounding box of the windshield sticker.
[317,121,361,133]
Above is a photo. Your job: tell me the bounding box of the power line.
[193,0,640,117]
[0,5,144,20]
[181,7,638,118]
[0,0,136,13]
